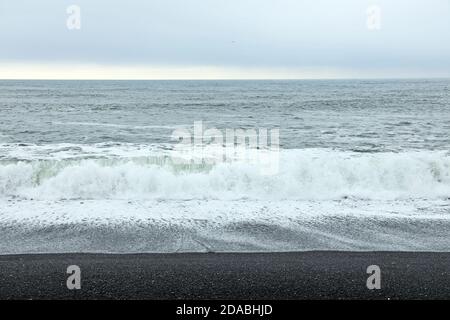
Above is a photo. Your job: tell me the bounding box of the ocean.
[0,79,449,253]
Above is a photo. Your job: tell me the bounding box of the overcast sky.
[0,0,449,79]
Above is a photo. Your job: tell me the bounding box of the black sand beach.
[0,252,449,300]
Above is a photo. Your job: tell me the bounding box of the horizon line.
[1,77,449,81]
[1,63,448,81]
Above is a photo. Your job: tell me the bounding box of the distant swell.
[1,148,450,200]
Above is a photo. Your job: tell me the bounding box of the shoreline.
[2,198,450,253]
[0,251,449,299]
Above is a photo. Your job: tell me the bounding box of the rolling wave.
[1,146,450,200]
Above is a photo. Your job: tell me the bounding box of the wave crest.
[1,148,450,200]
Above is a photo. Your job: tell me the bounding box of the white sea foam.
[1,146,450,200]
[1,199,449,253]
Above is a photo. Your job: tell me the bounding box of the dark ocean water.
[1,79,449,150]
[0,79,450,253]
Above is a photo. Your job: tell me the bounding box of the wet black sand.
[0,252,449,299]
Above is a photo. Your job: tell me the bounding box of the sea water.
[0,79,449,253]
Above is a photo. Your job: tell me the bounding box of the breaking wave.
[1,145,450,200]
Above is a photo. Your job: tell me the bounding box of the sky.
[0,0,449,79]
